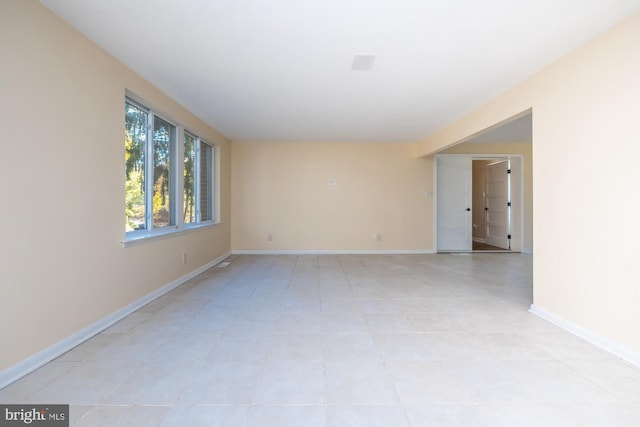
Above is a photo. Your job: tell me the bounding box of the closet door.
[437,156,472,251]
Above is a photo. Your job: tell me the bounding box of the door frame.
[434,153,525,252]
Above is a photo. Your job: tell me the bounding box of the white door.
[485,160,510,249]
[437,156,472,251]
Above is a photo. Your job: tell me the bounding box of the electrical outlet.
[267,233,273,241]
[182,253,187,264]
[373,233,382,241]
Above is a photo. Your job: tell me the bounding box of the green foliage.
[125,103,147,231]
[125,104,146,180]
[183,134,196,223]
[125,169,144,231]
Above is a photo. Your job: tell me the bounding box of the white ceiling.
[40,0,640,143]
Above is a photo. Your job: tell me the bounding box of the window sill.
[121,222,223,248]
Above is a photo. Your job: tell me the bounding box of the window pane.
[183,132,196,224]
[125,102,147,232]
[200,142,213,221]
[153,116,174,228]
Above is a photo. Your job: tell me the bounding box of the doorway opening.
[472,159,511,251]
[435,154,523,253]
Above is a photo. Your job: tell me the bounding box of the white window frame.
[123,95,218,247]
[183,131,216,226]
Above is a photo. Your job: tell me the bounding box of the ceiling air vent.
[351,54,376,71]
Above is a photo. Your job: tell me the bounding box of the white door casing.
[507,157,522,252]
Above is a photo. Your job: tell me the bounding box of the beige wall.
[231,141,433,252]
[441,142,533,251]
[0,0,231,372]
[419,14,640,355]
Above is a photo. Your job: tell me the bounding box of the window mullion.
[145,111,155,231]
[175,126,185,229]
[194,138,201,223]
[211,145,216,222]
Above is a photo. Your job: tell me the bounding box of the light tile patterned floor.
[1,254,640,426]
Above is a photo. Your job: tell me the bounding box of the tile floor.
[1,253,640,426]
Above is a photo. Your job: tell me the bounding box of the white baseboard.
[472,238,486,243]
[530,304,640,368]
[0,251,231,389]
[522,247,533,254]
[231,249,437,255]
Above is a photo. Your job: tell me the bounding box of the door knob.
[466,208,471,211]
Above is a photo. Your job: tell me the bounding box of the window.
[125,96,216,241]
[199,141,214,222]
[183,132,197,224]
[152,116,175,229]
[125,100,176,232]
[183,133,215,225]
[125,101,149,232]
